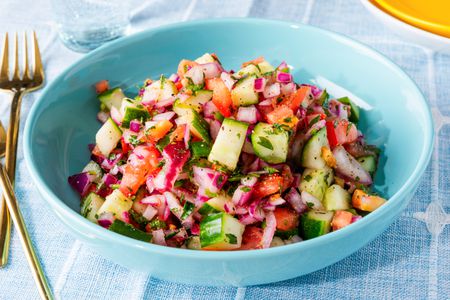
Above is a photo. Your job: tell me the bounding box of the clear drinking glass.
[51,0,131,53]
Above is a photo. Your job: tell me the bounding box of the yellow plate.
[371,0,450,38]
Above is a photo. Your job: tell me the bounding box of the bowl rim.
[360,0,450,44]
[23,17,434,259]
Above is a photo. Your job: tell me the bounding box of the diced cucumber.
[186,236,201,250]
[185,109,211,143]
[231,75,259,107]
[198,194,233,216]
[143,78,177,102]
[195,53,215,64]
[81,193,105,222]
[200,212,244,250]
[95,118,122,156]
[257,61,275,74]
[323,184,351,211]
[109,219,152,242]
[236,64,261,77]
[190,141,212,158]
[98,87,125,111]
[300,211,334,240]
[121,100,150,128]
[97,189,132,222]
[301,127,329,169]
[299,167,333,201]
[357,155,377,174]
[82,161,103,183]
[173,90,213,114]
[208,118,248,171]
[337,96,360,123]
[251,122,289,164]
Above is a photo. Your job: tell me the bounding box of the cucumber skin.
[109,219,152,242]
[251,122,289,164]
[301,127,329,169]
[300,211,334,240]
[98,87,125,110]
[190,141,211,158]
[122,106,150,128]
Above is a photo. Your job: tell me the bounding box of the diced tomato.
[205,78,233,117]
[239,226,263,250]
[175,81,183,91]
[352,189,386,212]
[281,165,294,190]
[326,120,339,149]
[253,173,283,199]
[145,120,173,142]
[273,207,299,231]
[331,210,353,231]
[120,137,132,154]
[285,86,312,111]
[334,119,358,145]
[120,146,160,196]
[91,145,104,158]
[241,56,265,68]
[266,105,298,128]
[169,124,186,142]
[95,80,109,94]
[177,59,199,77]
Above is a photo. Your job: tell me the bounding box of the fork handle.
[0,89,25,266]
[0,164,54,300]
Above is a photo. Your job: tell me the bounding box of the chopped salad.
[68,53,386,250]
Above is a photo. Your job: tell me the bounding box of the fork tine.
[0,33,9,81]
[23,32,30,80]
[32,31,43,80]
[12,32,20,81]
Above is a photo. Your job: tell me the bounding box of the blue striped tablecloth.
[0,0,449,299]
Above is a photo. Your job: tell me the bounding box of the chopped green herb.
[157,160,166,168]
[309,115,320,126]
[264,166,279,174]
[181,201,195,220]
[149,219,166,230]
[128,135,141,146]
[241,186,251,192]
[306,202,314,209]
[257,136,274,150]
[304,174,312,182]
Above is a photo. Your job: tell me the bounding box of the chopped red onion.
[285,188,307,213]
[68,172,96,196]
[102,173,118,187]
[305,119,326,140]
[333,146,372,185]
[258,99,272,106]
[269,195,286,206]
[193,166,228,199]
[141,194,164,206]
[248,200,265,221]
[155,96,176,108]
[241,176,258,187]
[190,222,200,235]
[351,215,362,223]
[110,106,123,125]
[152,229,167,246]
[164,191,183,220]
[209,119,221,140]
[292,173,302,188]
[262,212,276,249]
[200,62,223,79]
[97,111,109,123]
[153,111,176,121]
[277,61,289,71]
[154,142,191,191]
[263,83,281,98]
[237,106,258,124]
[203,101,219,119]
[174,117,187,125]
[232,185,253,206]
[143,205,158,221]
[220,72,236,91]
[97,212,114,228]
[301,191,324,210]
[276,71,292,83]
[254,77,266,92]
[129,120,141,133]
[239,214,258,225]
[185,65,204,85]
[281,82,296,95]
[168,73,180,83]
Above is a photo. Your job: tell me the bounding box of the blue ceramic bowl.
[23,19,433,286]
